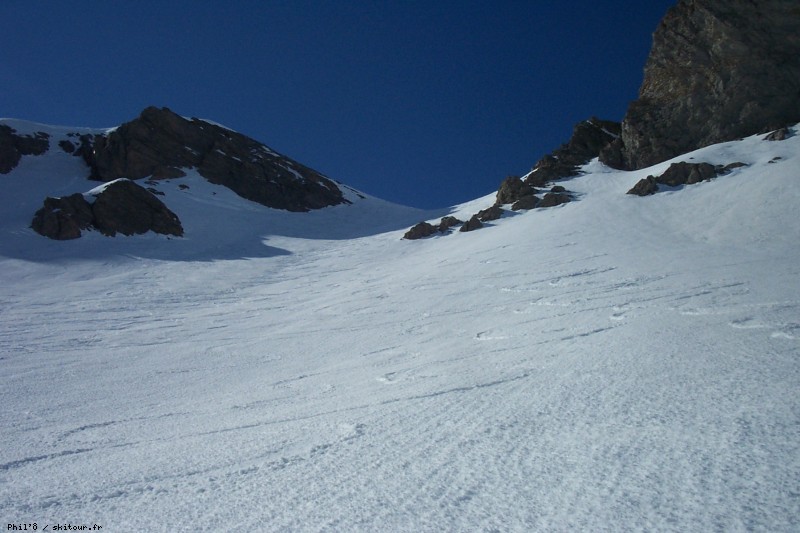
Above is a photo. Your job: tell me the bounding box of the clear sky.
[1,1,675,208]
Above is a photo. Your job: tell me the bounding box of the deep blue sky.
[2,1,674,208]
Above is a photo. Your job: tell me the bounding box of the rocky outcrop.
[30,194,94,240]
[82,106,347,212]
[0,125,49,174]
[611,0,800,170]
[403,216,466,240]
[31,180,183,240]
[526,118,620,187]
[626,161,748,196]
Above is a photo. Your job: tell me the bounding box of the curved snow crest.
[83,178,133,198]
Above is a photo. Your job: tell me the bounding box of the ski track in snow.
[1,124,799,531]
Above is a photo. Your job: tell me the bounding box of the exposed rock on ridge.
[0,125,49,174]
[610,0,800,170]
[82,106,347,212]
[526,118,620,187]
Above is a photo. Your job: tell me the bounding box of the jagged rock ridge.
[81,106,348,212]
[402,118,608,239]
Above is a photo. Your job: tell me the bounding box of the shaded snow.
[1,124,799,531]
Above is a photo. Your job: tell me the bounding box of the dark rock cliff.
[610,0,800,170]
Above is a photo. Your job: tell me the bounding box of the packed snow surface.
[1,123,799,531]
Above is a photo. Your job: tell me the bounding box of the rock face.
[91,180,183,237]
[612,0,800,170]
[83,106,347,212]
[30,194,94,240]
[31,180,183,240]
[0,125,49,174]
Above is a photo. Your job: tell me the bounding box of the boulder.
[438,216,462,232]
[477,205,504,222]
[764,128,792,141]
[495,176,537,205]
[537,192,571,208]
[403,221,438,240]
[459,216,483,233]
[511,195,540,211]
[721,162,747,172]
[30,193,94,240]
[656,162,718,187]
[91,180,183,237]
[627,176,659,196]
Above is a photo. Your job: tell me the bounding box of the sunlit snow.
[1,122,798,531]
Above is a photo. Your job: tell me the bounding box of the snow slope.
[1,123,799,531]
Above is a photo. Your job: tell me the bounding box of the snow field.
[1,124,799,531]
